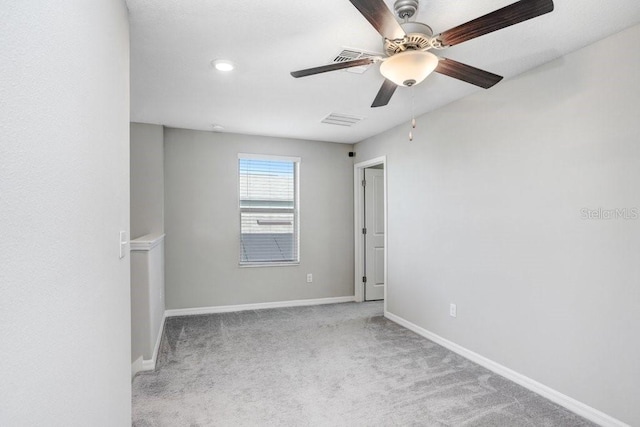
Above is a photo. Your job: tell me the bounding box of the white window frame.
[238,153,300,267]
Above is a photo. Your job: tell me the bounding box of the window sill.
[239,262,300,268]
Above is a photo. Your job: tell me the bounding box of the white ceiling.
[127,0,640,144]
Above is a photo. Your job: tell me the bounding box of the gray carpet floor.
[132,302,596,426]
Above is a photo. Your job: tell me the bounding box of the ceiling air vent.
[332,48,380,74]
[321,113,364,127]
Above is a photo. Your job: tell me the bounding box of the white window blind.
[239,155,299,264]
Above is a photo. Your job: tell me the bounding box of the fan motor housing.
[384,21,433,56]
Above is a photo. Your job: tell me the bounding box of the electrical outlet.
[449,303,457,318]
[306,273,313,283]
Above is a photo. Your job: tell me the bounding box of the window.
[238,154,300,265]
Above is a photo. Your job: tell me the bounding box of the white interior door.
[364,167,384,301]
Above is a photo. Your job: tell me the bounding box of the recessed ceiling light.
[211,124,225,132]
[212,59,234,72]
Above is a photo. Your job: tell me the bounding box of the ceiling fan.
[291,0,554,107]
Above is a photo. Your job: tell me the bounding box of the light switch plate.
[119,231,127,259]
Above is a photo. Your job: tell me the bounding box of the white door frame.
[354,156,387,310]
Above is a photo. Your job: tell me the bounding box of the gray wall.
[131,249,151,364]
[130,123,166,367]
[131,122,164,239]
[0,1,131,425]
[131,238,165,364]
[164,129,354,309]
[355,24,640,425]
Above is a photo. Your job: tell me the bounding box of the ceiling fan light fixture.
[379,50,439,87]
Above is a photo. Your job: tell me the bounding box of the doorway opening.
[354,156,387,307]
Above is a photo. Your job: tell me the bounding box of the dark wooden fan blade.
[349,0,406,40]
[290,58,375,78]
[371,79,398,107]
[437,0,554,46]
[434,58,503,89]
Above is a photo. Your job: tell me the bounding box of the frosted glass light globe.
[380,51,439,87]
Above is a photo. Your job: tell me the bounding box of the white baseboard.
[165,296,356,317]
[131,356,144,380]
[150,312,167,367]
[131,356,156,380]
[384,311,629,427]
[131,312,167,379]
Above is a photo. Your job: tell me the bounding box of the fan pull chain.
[409,86,416,141]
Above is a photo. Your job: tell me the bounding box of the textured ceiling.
[127,0,640,144]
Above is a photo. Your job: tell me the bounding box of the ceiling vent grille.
[332,48,380,74]
[321,113,364,127]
